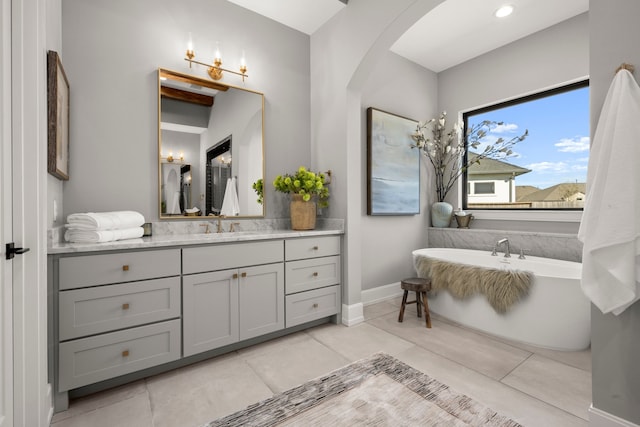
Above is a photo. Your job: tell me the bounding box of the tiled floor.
[51,298,591,427]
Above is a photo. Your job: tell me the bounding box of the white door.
[0,0,13,425]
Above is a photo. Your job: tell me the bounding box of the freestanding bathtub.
[412,248,590,351]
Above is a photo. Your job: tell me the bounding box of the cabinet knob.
[312,272,319,277]
[122,265,130,271]
[122,350,130,357]
[241,272,247,278]
[122,303,130,310]
[312,246,319,250]
[233,273,238,279]
[312,303,319,309]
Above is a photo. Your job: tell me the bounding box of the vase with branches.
[411,111,529,203]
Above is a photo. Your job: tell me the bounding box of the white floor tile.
[501,354,592,420]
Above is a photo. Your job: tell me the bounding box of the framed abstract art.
[366,107,420,215]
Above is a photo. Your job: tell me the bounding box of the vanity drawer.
[285,236,340,261]
[285,255,340,294]
[285,285,340,328]
[59,277,181,341]
[183,240,283,275]
[59,249,181,290]
[58,319,181,392]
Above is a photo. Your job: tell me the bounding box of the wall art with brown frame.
[47,50,70,180]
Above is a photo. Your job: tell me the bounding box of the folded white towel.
[578,69,640,315]
[66,211,145,231]
[64,227,144,243]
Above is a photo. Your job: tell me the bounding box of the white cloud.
[526,161,569,173]
[555,136,590,153]
[491,123,519,133]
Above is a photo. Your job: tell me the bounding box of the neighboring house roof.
[467,153,531,177]
[517,183,586,202]
[516,185,540,200]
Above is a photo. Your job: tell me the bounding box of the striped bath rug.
[203,352,522,426]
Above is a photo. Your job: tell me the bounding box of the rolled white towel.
[66,211,145,231]
[64,227,144,243]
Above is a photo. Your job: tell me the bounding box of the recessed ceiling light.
[495,5,514,18]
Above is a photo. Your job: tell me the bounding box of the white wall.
[61,0,310,221]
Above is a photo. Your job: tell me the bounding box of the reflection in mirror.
[158,68,265,219]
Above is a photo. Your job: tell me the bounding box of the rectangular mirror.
[158,68,265,219]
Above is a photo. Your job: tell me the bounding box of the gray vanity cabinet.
[54,249,182,394]
[284,236,341,327]
[182,240,285,357]
[50,233,341,412]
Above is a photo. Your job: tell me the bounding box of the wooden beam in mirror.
[158,68,265,219]
[161,86,214,107]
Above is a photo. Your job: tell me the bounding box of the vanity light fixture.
[163,152,184,163]
[184,36,248,82]
[495,4,514,18]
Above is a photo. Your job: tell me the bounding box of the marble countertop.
[48,229,344,255]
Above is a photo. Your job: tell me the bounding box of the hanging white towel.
[66,211,145,231]
[578,69,640,315]
[220,177,240,216]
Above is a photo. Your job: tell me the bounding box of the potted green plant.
[252,178,264,205]
[273,166,330,230]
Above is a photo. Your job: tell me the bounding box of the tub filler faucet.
[492,238,511,258]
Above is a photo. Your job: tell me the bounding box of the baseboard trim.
[341,303,364,326]
[590,405,640,427]
[361,282,403,305]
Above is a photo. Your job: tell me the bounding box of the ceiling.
[227,0,588,73]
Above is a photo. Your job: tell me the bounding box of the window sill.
[468,209,582,223]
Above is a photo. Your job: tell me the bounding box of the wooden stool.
[398,277,432,328]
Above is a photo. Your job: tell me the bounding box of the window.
[462,80,589,210]
[472,182,495,195]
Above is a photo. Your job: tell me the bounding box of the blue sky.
[467,85,590,189]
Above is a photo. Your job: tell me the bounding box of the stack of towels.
[64,211,145,243]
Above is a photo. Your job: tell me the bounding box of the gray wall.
[589,0,640,423]
[359,50,437,290]
[60,0,310,221]
[438,12,589,234]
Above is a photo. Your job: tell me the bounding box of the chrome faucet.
[493,238,511,258]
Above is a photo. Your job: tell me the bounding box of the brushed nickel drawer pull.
[233,273,238,279]
[122,265,130,271]
[312,303,319,308]
[122,303,130,310]
[122,350,129,357]
[312,272,319,277]
[241,272,247,278]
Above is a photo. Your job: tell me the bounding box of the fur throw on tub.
[414,256,533,314]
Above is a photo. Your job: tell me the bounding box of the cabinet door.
[183,270,239,357]
[239,263,285,340]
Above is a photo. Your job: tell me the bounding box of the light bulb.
[187,32,193,52]
[495,5,513,18]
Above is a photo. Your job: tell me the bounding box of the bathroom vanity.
[48,230,342,412]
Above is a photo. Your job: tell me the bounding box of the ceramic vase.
[431,201,453,228]
[290,194,316,230]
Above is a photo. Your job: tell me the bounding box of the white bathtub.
[412,248,590,351]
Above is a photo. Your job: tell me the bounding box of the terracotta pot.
[290,194,316,230]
